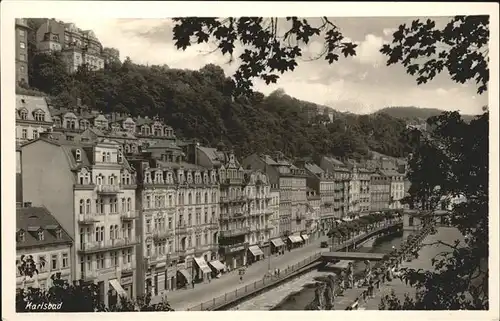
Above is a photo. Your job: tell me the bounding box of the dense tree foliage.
[377,15,489,310]
[384,111,489,310]
[173,17,357,96]
[16,255,174,312]
[26,52,410,160]
[380,16,490,95]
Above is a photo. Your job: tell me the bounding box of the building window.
[75,149,81,161]
[146,244,151,257]
[38,230,44,241]
[32,130,38,139]
[21,128,27,139]
[86,199,91,213]
[62,253,68,268]
[38,256,47,272]
[34,111,45,122]
[168,217,172,229]
[56,229,62,239]
[127,198,131,211]
[19,53,26,61]
[96,254,105,269]
[51,254,58,270]
[111,251,118,266]
[18,231,25,242]
[19,29,26,37]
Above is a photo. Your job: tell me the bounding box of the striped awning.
[109,279,128,298]
[288,235,303,243]
[193,257,212,274]
[271,238,285,247]
[248,245,264,257]
[208,260,225,271]
[177,269,192,283]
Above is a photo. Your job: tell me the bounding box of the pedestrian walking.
[239,276,243,283]
[277,268,281,277]
[192,279,195,289]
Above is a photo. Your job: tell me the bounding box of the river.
[230,227,463,310]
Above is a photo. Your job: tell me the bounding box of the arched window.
[34,111,45,122]
[127,198,131,211]
[20,109,28,120]
[75,149,81,162]
[86,199,91,214]
[188,193,192,205]
[204,192,208,204]
[79,200,84,214]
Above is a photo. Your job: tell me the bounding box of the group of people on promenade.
[345,222,435,310]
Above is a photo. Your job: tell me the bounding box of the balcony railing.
[80,270,98,281]
[153,229,173,240]
[120,210,139,220]
[220,227,250,238]
[78,237,137,253]
[78,214,99,224]
[96,184,122,194]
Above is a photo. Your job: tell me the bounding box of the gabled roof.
[304,162,324,175]
[16,95,52,122]
[17,206,72,249]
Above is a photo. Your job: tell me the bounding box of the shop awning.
[248,245,264,257]
[193,257,212,274]
[177,269,192,284]
[301,234,309,241]
[288,235,303,243]
[208,260,225,272]
[109,279,128,298]
[271,238,285,247]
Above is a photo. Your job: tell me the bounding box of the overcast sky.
[64,16,487,115]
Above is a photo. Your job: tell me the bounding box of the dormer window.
[56,228,62,239]
[75,149,82,162]
[20,109,28,120]
[18,231,25,242]
[34,111,45,122]
[38,230,44,241]
[144,171,152,184]
[117,152,123,163]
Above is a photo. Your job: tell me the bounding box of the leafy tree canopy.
[26,51,410,161]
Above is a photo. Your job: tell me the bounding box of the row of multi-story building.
[15,94,409,306]
[15,18,120,87]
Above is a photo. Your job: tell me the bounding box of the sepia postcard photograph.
[1,1,499,321]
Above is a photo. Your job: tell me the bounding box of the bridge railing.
[186,252,323,311]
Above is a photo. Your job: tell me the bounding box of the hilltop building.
[15,18,30,86]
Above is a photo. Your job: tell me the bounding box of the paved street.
[154,236,329,310]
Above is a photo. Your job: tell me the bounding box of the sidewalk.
[154,236,329,310]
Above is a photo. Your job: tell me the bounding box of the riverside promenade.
[154,219,401,310]
[152,236,329,310]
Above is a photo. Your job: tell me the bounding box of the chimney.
[24,202,32,207]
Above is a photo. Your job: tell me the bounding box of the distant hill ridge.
[373,106,477,122]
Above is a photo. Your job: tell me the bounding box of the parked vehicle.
[320,241,329,248]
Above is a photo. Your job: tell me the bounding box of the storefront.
[176,268,191,289]
[108,278,129,308]
[120,274,134,298]
[247,245,265,264]
[221,243,248,270]
[301,233,310,244]
[193,256,212,282]
[287,235,303,249]
[208,259,225,276]
[270,238,285,254]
